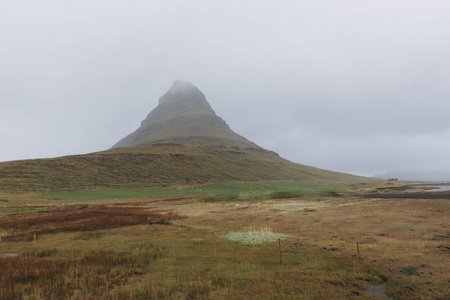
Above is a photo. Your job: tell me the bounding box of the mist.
[1,0,450,179]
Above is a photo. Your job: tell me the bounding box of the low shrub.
[0,206,181,235]
[269,191,303,199]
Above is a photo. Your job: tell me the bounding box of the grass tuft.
[400,267,419,276]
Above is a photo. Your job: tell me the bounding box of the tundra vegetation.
[0,181,449,299]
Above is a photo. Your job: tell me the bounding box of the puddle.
[415,185,450,192]
[427,185,450,192]
[368,283,395,299]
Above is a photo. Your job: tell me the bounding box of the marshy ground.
[0,181,449,299]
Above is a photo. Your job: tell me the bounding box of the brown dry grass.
[161,197,450,299]
[0,192,449,299]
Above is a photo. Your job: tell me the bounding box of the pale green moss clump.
[225,227,291,245]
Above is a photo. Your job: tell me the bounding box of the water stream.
[415,185,450,192]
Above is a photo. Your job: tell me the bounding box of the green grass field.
[43,181,347,201]
[44,188,189,201]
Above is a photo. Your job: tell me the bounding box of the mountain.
[112,80,259,149]
[0,81,372,193]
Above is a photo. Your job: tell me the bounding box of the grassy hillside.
[0,143,372,193]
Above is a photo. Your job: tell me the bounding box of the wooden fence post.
[158,235,162,258]
[279,238,282,264]
[33,232,37,253]
[356,242,361,270]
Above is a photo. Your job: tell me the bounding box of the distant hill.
[374,170,450,181]
[0,80,372,193]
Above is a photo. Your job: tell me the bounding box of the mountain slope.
[112,80,259,149]
[0,144,369,193]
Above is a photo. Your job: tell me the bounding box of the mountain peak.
[168,80,196,93]
[155,80,213,114]
[112,81,259,149]
[159,80,200,104]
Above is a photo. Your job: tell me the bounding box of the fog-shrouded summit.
[112,80,260,149]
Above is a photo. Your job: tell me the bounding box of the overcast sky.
[1,0,450,178]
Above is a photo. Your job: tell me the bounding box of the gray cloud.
[1,0,450,178]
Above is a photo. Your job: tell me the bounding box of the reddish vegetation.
[0,250,153,299]
[0,206,181,240]
[0,205,181,298]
